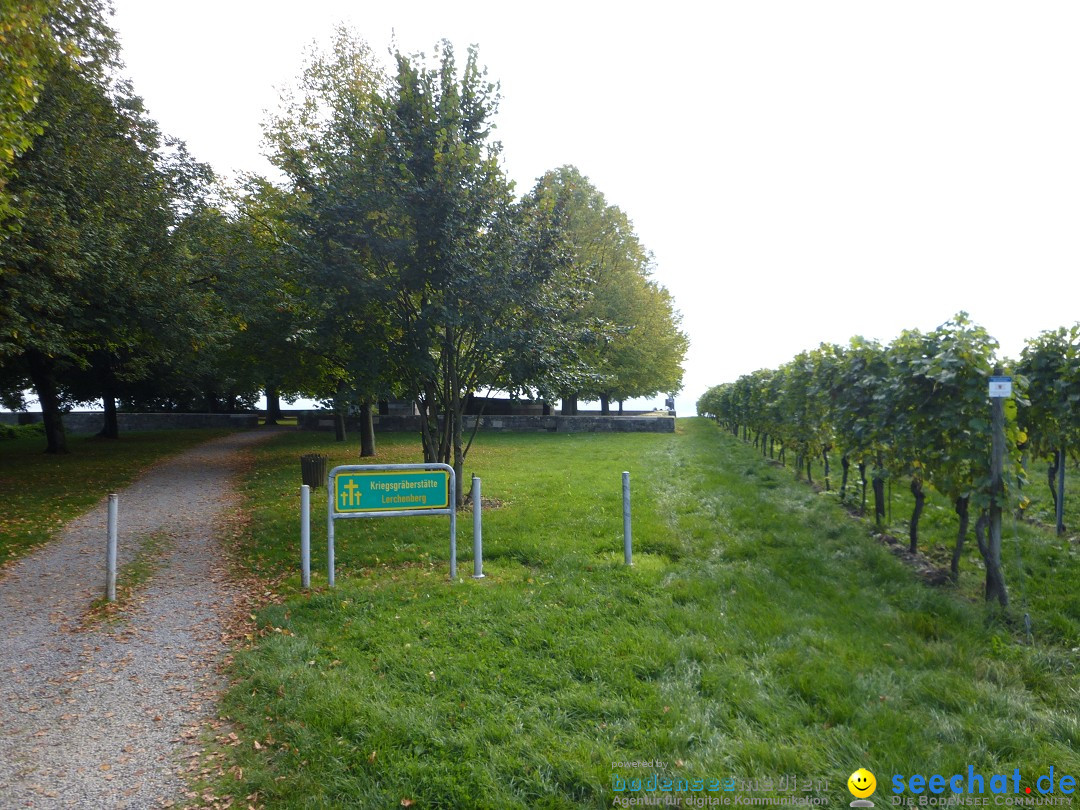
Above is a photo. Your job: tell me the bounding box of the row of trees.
[0,8,687,502]
[697,314,1080,606]
[1,0,222,449]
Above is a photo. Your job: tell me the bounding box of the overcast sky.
[109,1,1080,414]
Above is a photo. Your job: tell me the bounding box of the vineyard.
[697,314,1080,608]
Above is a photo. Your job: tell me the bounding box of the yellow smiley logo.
[848,768,877,799]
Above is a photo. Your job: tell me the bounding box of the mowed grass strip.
[0,428,232,567]
[211,421,1080,809]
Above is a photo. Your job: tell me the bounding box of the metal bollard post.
[622,471,632,566]
[106,494,118,601]
[449,472,457,580]
[300,485,311,589]
[472,475,484,579]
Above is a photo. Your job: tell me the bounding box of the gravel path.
[0,430,276,809]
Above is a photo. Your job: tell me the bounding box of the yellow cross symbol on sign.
[340,478,361,508]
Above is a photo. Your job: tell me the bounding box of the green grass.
[1020,453,1080,536]
[84,530,172,624]
[0,428,231,567]
[205,420,1080,808]
[750,432,1080,647]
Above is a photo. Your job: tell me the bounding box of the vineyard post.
[986,375,1009,606]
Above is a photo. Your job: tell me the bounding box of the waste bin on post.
[300,453,328,488]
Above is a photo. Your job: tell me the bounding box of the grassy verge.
[83,530,173,625]
[0,428,231,567]
[205,420,1079,809]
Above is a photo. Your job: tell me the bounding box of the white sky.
[108,1,1080,415]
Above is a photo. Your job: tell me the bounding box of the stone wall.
[0,412,259,432]
[298,412,674,434]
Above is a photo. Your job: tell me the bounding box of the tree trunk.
[822,446,831,491]
[26,350,68,454]
[446,330,466,509]
[840,455,850,502]
[909,476,925,553]
[805,455,812,484]
[859,461,867,514]
[600,393,610,416]
[1016,450,1028,519]
[265,385,282,426]
[618,400,624,414]
[974,510,1008,606]
[96,356,120,439]
[1047,453,1059,518]
[974,510,989,567]
[561,395,577,416]
[333,381,348,442]
[1055,446,1066,536]
[417,382,440,464]
[452,411,465,509]
[99,392,119,439]
[872,474,886,528]
[951,496,969,582]
[769,437,774,459]
[359,400,376,457]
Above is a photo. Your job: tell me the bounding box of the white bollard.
[472,475,484,579]
[300,485,311,589]
[106,494,118,601]
[622,471,632,566]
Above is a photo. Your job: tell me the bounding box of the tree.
[262,32,403,450]
[0,3,221,450]
[0,59,148,449]
[529,166,686,413]
[265,34,584,495]
[0,0,115,229]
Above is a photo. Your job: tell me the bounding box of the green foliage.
[701,314,1031,586]
[0,0,117,228]
[0,1,226,449]
[704,315,1020,510]
[265,33,597,494]
[0,421,45,439]
[530,166,688,406]
[1018,324,1080,459]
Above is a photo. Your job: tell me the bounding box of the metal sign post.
[327,463,457,585]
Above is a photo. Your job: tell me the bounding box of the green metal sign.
[334,469,450,513]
